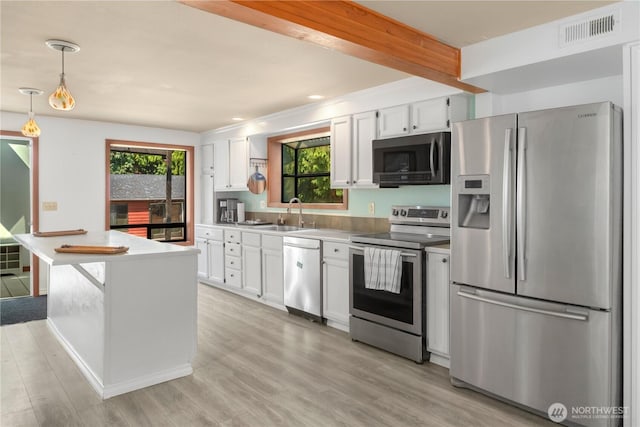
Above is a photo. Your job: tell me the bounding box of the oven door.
[349,244,424,335]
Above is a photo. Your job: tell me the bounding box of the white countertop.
[15,230,199,266]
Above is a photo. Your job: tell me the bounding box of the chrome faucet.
[287,197,304,228]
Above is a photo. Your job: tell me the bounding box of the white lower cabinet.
[197,225,350,330]
[224,230,242,290]
[426,248,451,367]
[261,235,284,306]
[195,226,224,284]
[322,242,350,331]
[195,238,208,277]
[242,232,262,297]
[207,239,225,283]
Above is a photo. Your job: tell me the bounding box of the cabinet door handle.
[334,248,339,252]
[413,125,417,129]
[442,258,448,263]
[403,127,407,131]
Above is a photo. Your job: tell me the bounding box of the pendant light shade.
[49,73,75,111]
[46,39,80,111]
[19,88,44,137]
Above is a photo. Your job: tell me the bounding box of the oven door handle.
[349,244,417,258]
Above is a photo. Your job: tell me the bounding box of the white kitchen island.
[14,230,199,399]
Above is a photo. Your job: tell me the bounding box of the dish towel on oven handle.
[364,247,402,294]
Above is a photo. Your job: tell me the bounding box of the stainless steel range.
[349,205,450,362]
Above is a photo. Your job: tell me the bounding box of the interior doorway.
[0,131,39,297]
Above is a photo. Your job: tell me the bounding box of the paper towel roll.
[237,202,245,223]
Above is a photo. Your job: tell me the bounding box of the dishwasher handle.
[284,242,321,250]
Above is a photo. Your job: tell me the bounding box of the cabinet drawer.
[196,226,223,240]
[225,242,241,256]
[225,255,241,270]
[224,229,241,244]
[262,234,283,251]
[323,242,349,260]
[225,269,242,287]
[241,232,261,247]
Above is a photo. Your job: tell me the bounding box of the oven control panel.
[389,205,450,225]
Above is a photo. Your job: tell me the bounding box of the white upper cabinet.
[330,111,377,189]
[200,143,215,175]
[199,144,215,224]
[228,137,249,190]
[330,115,352,188]
[214,137,248,192]
[377,95,471,139]
[377,104,410,138]
[411,98,449,133]
[351,111,377,188]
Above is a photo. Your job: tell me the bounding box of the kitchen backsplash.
[245,211,389,233]
[228,185,452,219]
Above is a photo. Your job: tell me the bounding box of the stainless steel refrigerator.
[450,102,622,427]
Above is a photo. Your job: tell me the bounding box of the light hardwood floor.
[1,283,555,426]
[1,272,30,298]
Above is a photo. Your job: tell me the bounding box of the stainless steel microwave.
[372,131,451,187]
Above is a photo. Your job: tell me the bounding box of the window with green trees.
[109,145,188,242]
[281,136,343,203]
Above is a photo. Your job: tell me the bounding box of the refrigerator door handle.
[502,129,513,278]
[456,290,589,321]
[516,127,527,281]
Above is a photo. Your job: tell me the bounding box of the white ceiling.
[0,1,615,133]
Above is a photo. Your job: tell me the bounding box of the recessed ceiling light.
[232,117,244,121]
[308,95,324,100]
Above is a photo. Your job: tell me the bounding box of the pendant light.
[46,39,80,111]
[19,88,44,137]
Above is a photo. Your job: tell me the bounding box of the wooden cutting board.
[54,245,129,254]
[34,229,87,237]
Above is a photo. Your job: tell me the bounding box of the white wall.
[0,112,199,233]
[202,77,464,142]
[474,74,623,117]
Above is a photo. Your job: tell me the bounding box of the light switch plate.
[42,201,58,211]
[260,200,266,209]
[368,202,375,215]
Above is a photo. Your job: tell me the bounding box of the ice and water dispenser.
[456,175,490,229]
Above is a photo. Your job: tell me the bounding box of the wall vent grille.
[559,11,620,47]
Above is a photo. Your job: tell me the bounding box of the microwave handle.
[429,138,437,177]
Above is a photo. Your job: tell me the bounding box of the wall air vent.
[559,10,620,47]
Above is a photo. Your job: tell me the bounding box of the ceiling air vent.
[559,10,620,47]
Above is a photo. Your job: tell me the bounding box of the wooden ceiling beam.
[180,0,485,94]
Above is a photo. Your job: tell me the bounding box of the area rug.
[0,295,47,325]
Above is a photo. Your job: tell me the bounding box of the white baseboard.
[47,318,193,400]
[428,352,450,369]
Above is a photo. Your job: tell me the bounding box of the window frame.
[105,139,195,245]
[267,127,347,210]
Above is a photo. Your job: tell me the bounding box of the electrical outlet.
[43,201,58,211]
[260,200,266,209]
[368,202,375,215]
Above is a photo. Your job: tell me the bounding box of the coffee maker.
[217,198,238,223]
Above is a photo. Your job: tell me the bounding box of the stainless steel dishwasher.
[283,236,322,321]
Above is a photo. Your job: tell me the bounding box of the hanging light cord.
[61,47,66,76]
[29,92,33,113]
